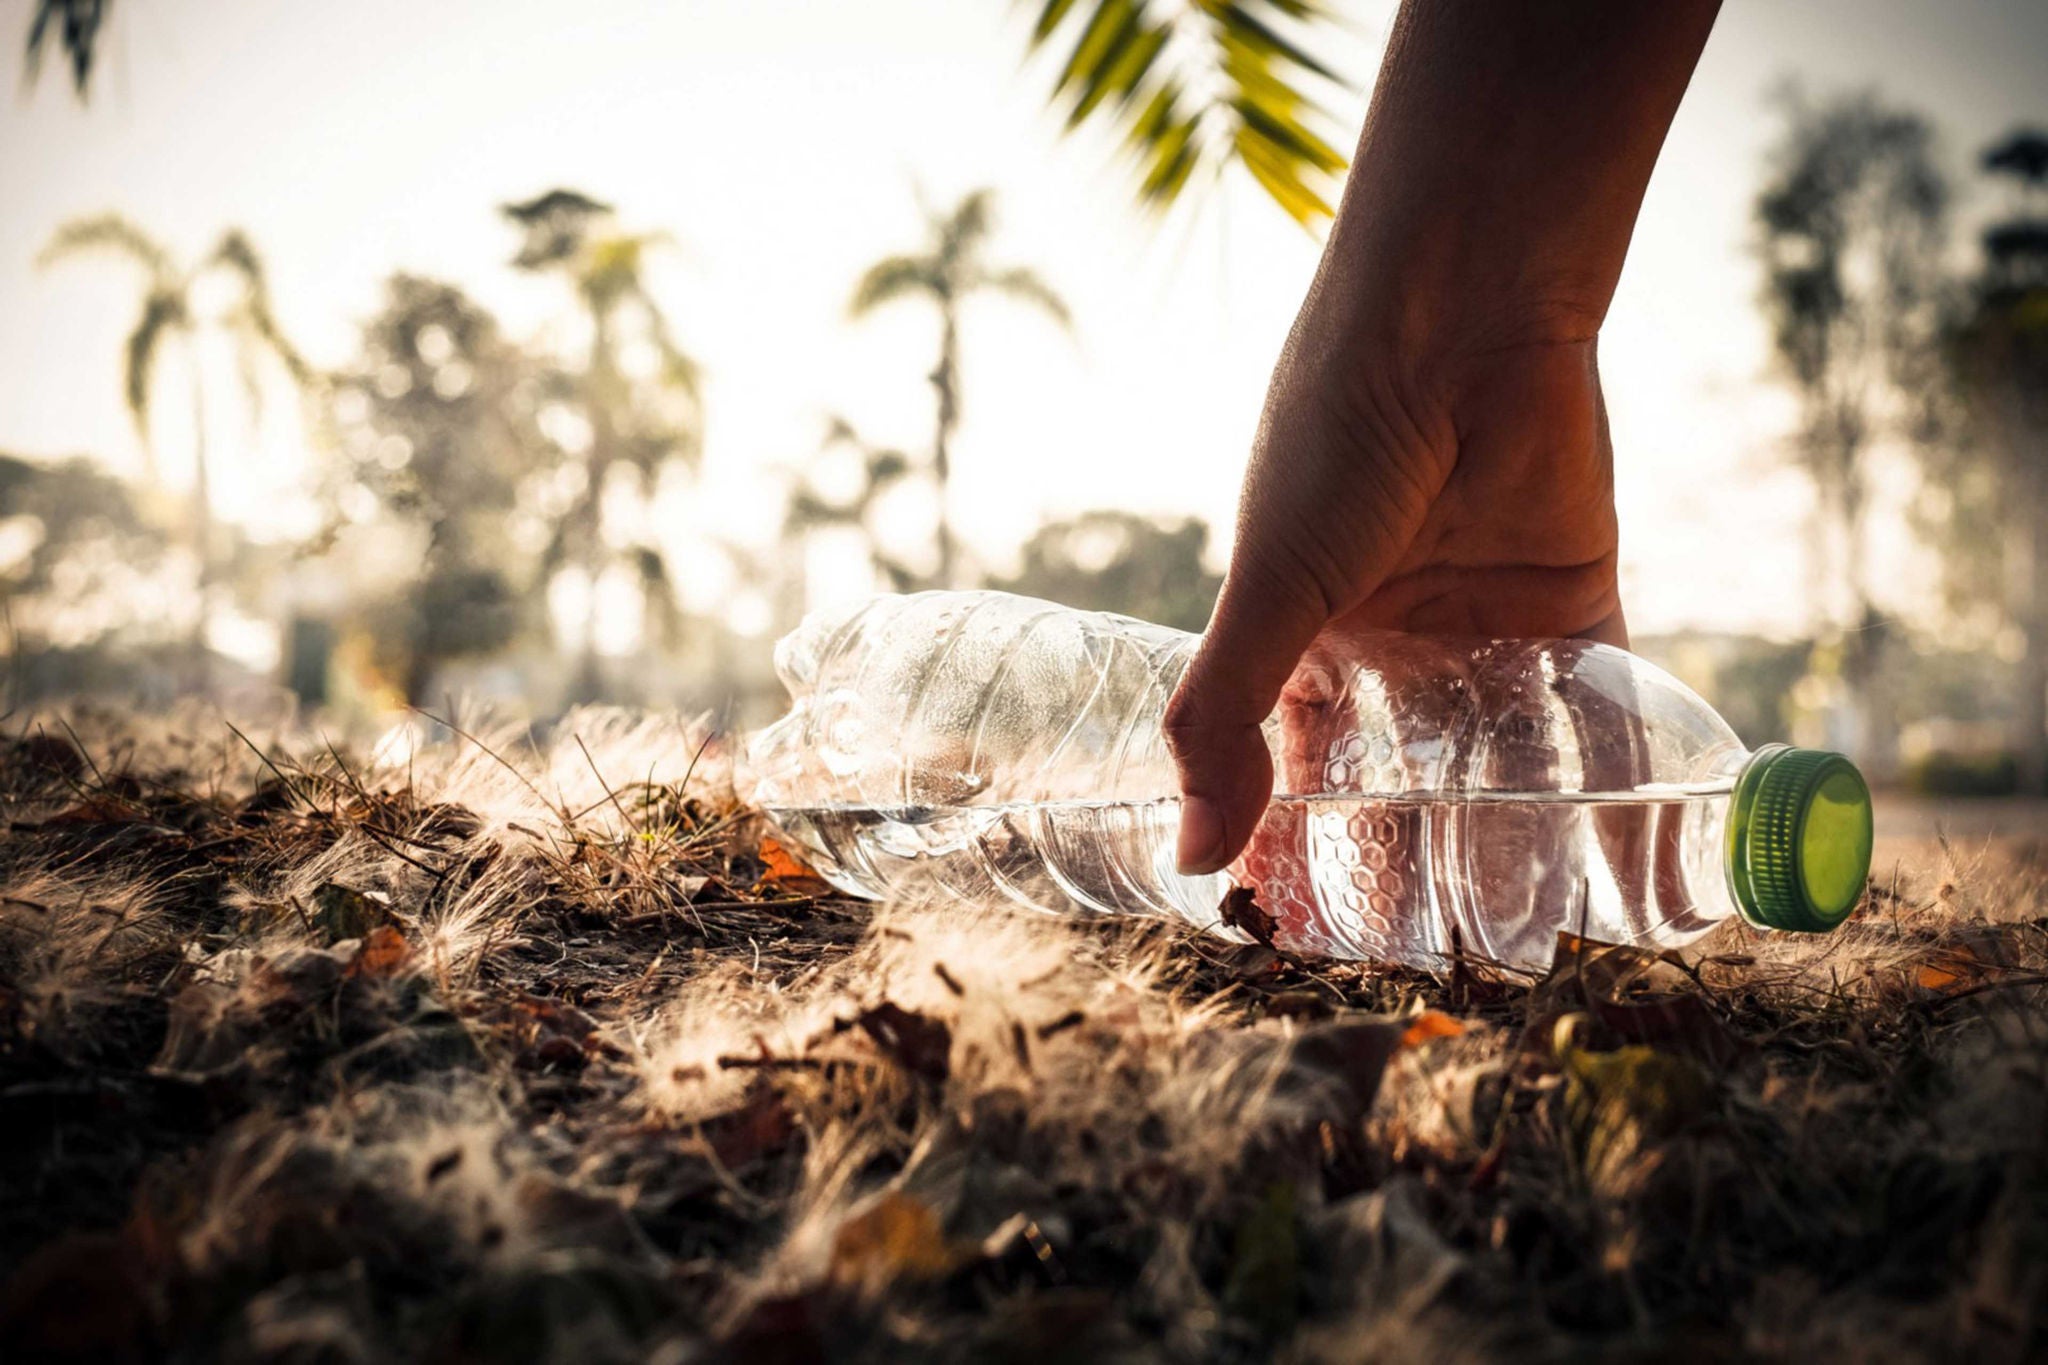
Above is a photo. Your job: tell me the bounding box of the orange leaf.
[756,835,834,896]
[828,1191,969,1291]
[1914,944,1994,996]
[1401,1010,1466,1048]
[347,925,413,978]
[1914,962,1967,994]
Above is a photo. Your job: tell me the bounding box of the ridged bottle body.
[744,592,1754,970]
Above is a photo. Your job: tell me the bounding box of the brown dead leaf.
[1530,932,1744,1068]
[312,882,395,943]
[42,796,141,825]
[1220,885,1278,948]
[509,995,605,1071]
[1911,941,2001,996]
[856,1002,952,1084]
[347,925,414,979]
[828,1190,971,1292]
[705,1085,799,1170]
[1287,1017,1408,1126]
[755,835,835,897]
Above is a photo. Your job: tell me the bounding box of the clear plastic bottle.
[743,592,1873,970]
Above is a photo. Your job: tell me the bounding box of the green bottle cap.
[1725,745,1874,933]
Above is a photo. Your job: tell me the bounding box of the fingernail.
[1176,795,1228,876]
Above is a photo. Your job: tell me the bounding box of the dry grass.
[1,704,2046,1363]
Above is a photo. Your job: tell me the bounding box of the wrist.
[1283,251,1604,447]
[1308,204,1611,367]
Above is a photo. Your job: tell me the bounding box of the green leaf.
[1052,0,1136,100]
[1235,98,1346,174]
[1211,0,1341,83]
[1065,7,1161,128]
[1025,0,1350,228]
[1032,0,1083,43]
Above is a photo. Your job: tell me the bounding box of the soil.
[3,709,2046,1364]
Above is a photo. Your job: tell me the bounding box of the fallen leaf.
[1265,990,1331,1021]
[1285,1017,1408,1126]
[856,1002,952,1084]
[47,796,140,824]
[705,1085,799,1170]
[1220,885,1278,948]
[509,995,603,1071]
[347,925,413,979]
[1911,942,1999,996]
[828,1190,971,1292]
[1401,1010,1466,1048]
[312,882,394,943]
[1529,933,1744,1067]
[1560,1043,1715,1181]
[755,835,835,897]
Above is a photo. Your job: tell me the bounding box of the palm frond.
[502,187,616,271]
[938,189,998,262]
[25,0,109,97]
[1027,0,1350,227]
[38,213,175,282]
[980,266,1072,330]
[849,255,942,318]
[210,230,316,387]
[122,290,186,432]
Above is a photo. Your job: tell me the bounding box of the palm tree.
[38,215,311,656]
[849,190,1069,588]
[501,189,701,698]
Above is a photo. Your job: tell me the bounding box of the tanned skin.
[1166,0,1724,874]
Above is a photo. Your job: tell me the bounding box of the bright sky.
[2,0,2044,641]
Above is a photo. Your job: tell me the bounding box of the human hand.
[1160,0,1719,876]
[1165,321,1625,875]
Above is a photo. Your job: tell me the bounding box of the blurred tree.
[1752,90,1949,777]
[991,509,1220,632]
[0,452,165,658]
[783,417,920,591]
[1936,128,2048,789]
[502,189,702,698]
[1023,0,1349,225]
[38,217,312,663]
[328,274,555,704]
[850,190,1069,589]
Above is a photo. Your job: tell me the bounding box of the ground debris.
[1,709,2046,1362]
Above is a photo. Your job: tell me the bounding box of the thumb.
[1163,564,1328,875]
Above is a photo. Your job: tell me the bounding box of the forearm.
[1310,0,1721,358]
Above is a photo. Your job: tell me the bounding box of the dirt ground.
[4,711,2048,1364]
